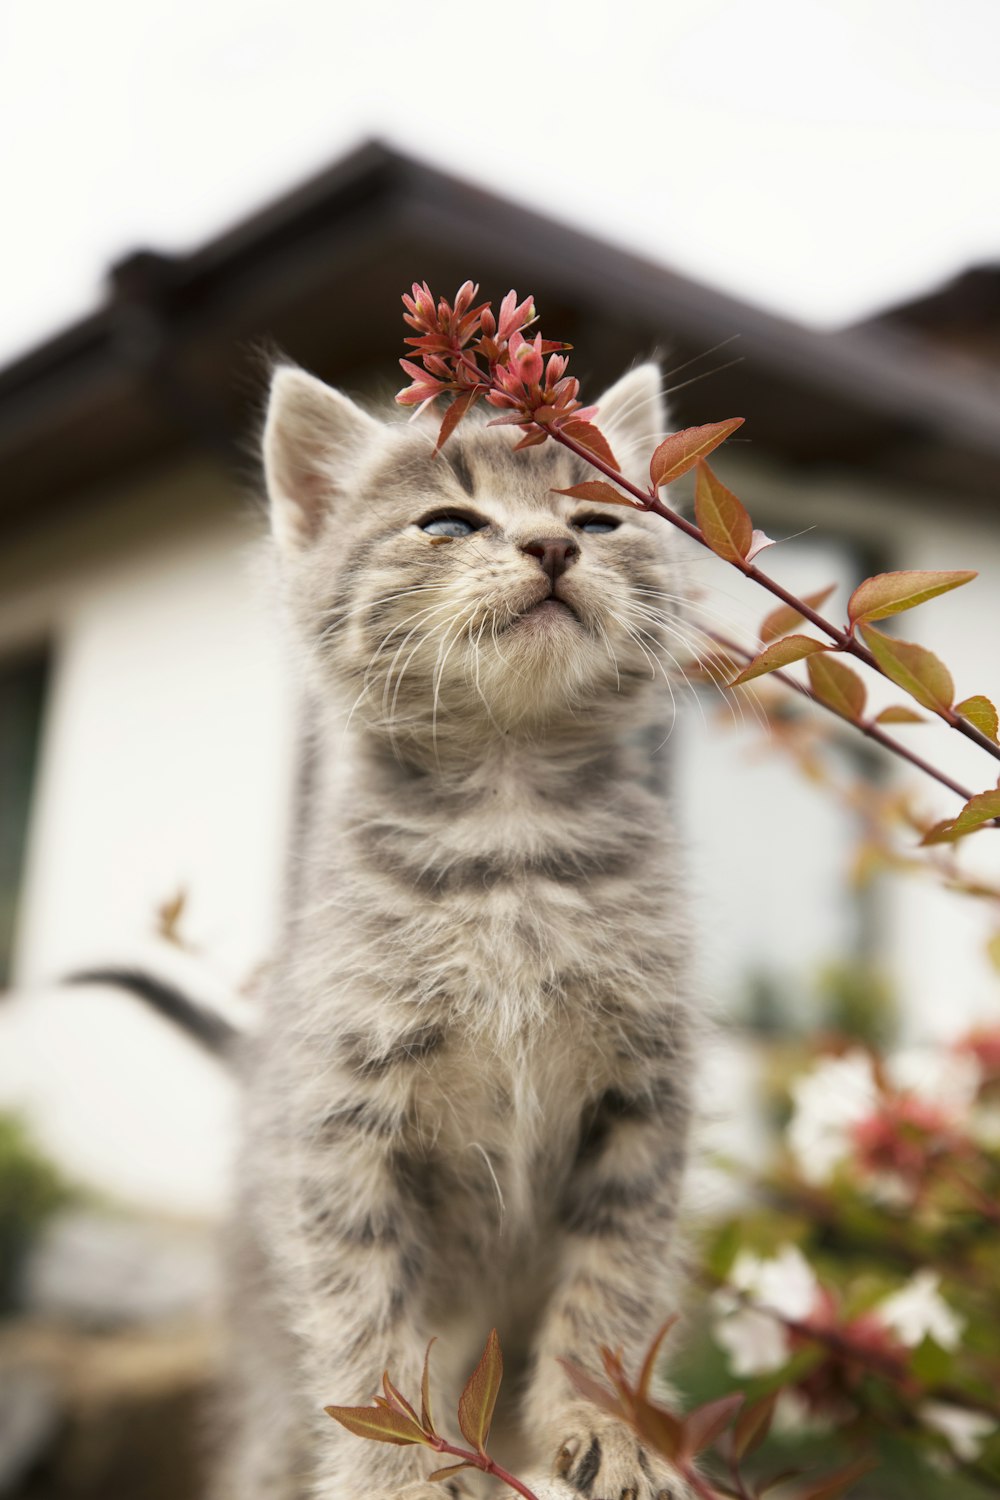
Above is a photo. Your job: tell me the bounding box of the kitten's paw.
[535,1405,689,1499]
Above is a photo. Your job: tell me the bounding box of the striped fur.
[215,364,696,1500]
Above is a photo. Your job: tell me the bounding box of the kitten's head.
[263,362,680,758]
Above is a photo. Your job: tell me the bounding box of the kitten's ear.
[594,363,665,487]
[263,366,379,549]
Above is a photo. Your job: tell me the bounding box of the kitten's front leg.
[523,1062,693,1500]
[270,1081,460,1500]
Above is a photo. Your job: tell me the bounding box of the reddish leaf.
[382,1372,421,1428]
[920,788,1000,846]
[859,627,954,715]
[457,1329,503,1455]
[694,461,753,563]
[637,1318,679,1401]
[729,635,828,687]
[874,705,926,725]
[649,418,744,489]
[434,388,482,454]
[512,426,549,451]
[324,1403,430,1446]
[759,586,837,643]
[680,1392,744,1458]
[420,1339,436,1436]
[427,1463,471,1483]
[732,1391,778,1461]
[757,1467,805,1494]
[631,1395,685,1462]
[557,1359,627,1422]
[796,1455,876,1500]
[956,694,1000,743]
[848,569,976,626]
[806,653,867,721]
[560,419,620,471]
[553,480,643,509]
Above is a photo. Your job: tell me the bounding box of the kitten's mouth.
[509,588,578,630]
[512,588,580,627]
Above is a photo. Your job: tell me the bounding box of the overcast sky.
[1,0,998,368]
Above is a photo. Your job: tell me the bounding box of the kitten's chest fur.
[270,736,688,1240]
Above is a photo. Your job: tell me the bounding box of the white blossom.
[920,1402,997,1462]
[787,1051,878,1184]
[786,1046,981,1189]
[713,1246,819,1377]
[878,1270,964,1351]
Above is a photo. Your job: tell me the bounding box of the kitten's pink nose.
[520,535,580,584]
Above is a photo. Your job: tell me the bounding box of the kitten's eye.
[574,515,621,535]
[419,512,483,538]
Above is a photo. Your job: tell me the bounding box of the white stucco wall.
[0,460,295,1215]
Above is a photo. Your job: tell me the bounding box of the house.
[1,141,997,1215]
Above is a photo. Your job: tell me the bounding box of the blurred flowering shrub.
[701,1021,1000,1491]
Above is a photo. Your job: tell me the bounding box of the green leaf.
[324,1403,431,1446]
[847,569,976,626]
[732,1391,778,1461]
[694,460,753,563]
[920,788,1000,845]
[874,705,925,724]
[759,585,837,643]
[729,635,828,687]
[859,626,954,714]
[955,694,1000,743]
[649,418,744,489]
[457,1329,503,1455]
[806,653,867,721]
[552,480,642,509]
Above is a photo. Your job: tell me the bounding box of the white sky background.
[0,0,998,369]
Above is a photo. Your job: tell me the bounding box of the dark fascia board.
[0,139,997,530]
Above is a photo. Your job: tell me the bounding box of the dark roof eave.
[0,140,997,530]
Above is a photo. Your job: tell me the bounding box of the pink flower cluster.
[395,280,597,451]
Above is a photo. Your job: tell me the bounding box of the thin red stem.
[430,1438,542,1500]
[705,628,978,805]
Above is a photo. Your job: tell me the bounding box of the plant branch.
[703,629,978,806]
[540,422,1000,771]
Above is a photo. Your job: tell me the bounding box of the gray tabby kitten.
[216,361,695,1500]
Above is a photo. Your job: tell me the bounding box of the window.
[0,652,49,987]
